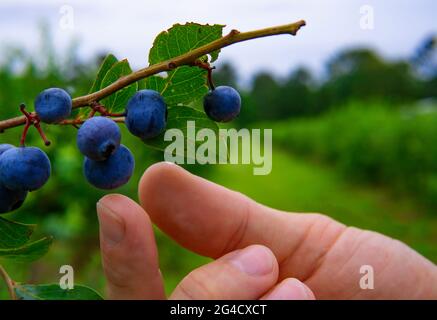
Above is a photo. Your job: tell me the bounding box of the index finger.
[138,162,345,279]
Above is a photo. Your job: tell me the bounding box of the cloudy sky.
[0,0,436,82]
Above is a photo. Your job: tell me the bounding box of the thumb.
[97,194,165,299]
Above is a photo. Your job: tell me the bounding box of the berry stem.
[19,104,51,147]
[19,120,31,147]
[34,122,51,146]
[90,102,127,117]
[0,20,306,132]
[193,60,216,90]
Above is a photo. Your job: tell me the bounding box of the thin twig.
[0,264,16,300]
[0,20,306,132]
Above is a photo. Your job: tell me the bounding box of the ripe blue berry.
[125,90,167,139]
[77,116,121,161]
[0,184,27,214]
[0,147,51,191]
[35,88,72,123]
[203,86,241,122]
[0,144,14,156]
[83,145,134,190]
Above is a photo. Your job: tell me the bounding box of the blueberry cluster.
[77,89,171,189]
[0,144,51,213]
[0,81,241,214]
[78,117,135,190]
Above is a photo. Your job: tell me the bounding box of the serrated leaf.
[0,237,53,262]
[149,23,224,64]
[14,284,103,300]
[100,59,138,113]
[148,23,224,106]
[145,106,227,162]
[89,54,118,94]
[0,217,35,249]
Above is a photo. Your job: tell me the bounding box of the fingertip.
[98,193,134,211]
[96,193,165,299]
[138,161,181,207]
[171,244,279,300]
[140,161,180,186]
[263,278,316,300]
[228,245,278,278]
[97,193,147,249]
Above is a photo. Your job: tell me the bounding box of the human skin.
[96,162,437,300]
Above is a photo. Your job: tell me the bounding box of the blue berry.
[35,88,72,123]
[0,184,27,214]
[0,147,51,191]
[0,144,14,156]
[203,86,241,122]
[83,145,134,190]
[125,90,167,139]
[77,116,121,161]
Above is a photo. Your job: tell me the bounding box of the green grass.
[207,148,437,263]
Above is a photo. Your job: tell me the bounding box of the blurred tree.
[412,35,437,98]
[249,72,282,121]
[322,49,419,108]
[213,62,238,88]
[280,67,317,116]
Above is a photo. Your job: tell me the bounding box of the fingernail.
[229,245,274,276]
[97,200,125,246]
[264,278,315,300]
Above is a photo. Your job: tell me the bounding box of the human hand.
[96,162,437,300]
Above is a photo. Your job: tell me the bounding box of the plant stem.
[0,20,305,132]
[0,265,16,300]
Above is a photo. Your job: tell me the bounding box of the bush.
[271,102,437,210]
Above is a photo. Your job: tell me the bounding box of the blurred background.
[1,0,437,297]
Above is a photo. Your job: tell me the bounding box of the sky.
[0,0,436,83]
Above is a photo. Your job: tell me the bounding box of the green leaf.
[149,23,224,64]
[145,106,227,162]
[0,237,53,262]
[100,59,138,113]
[0,217,35,249]
[79,54,119,118]
[148,23,224,106]
[89,54,118,94]
[14,284,103,300]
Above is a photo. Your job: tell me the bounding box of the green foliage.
[147,23,224,105]
[219,48,437,127]
[0,218,34,249]
[271,103,437,210]
[14,283,103,300]
[88,54,118,94]
[0,217,52,262]
[0,237,52,262]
